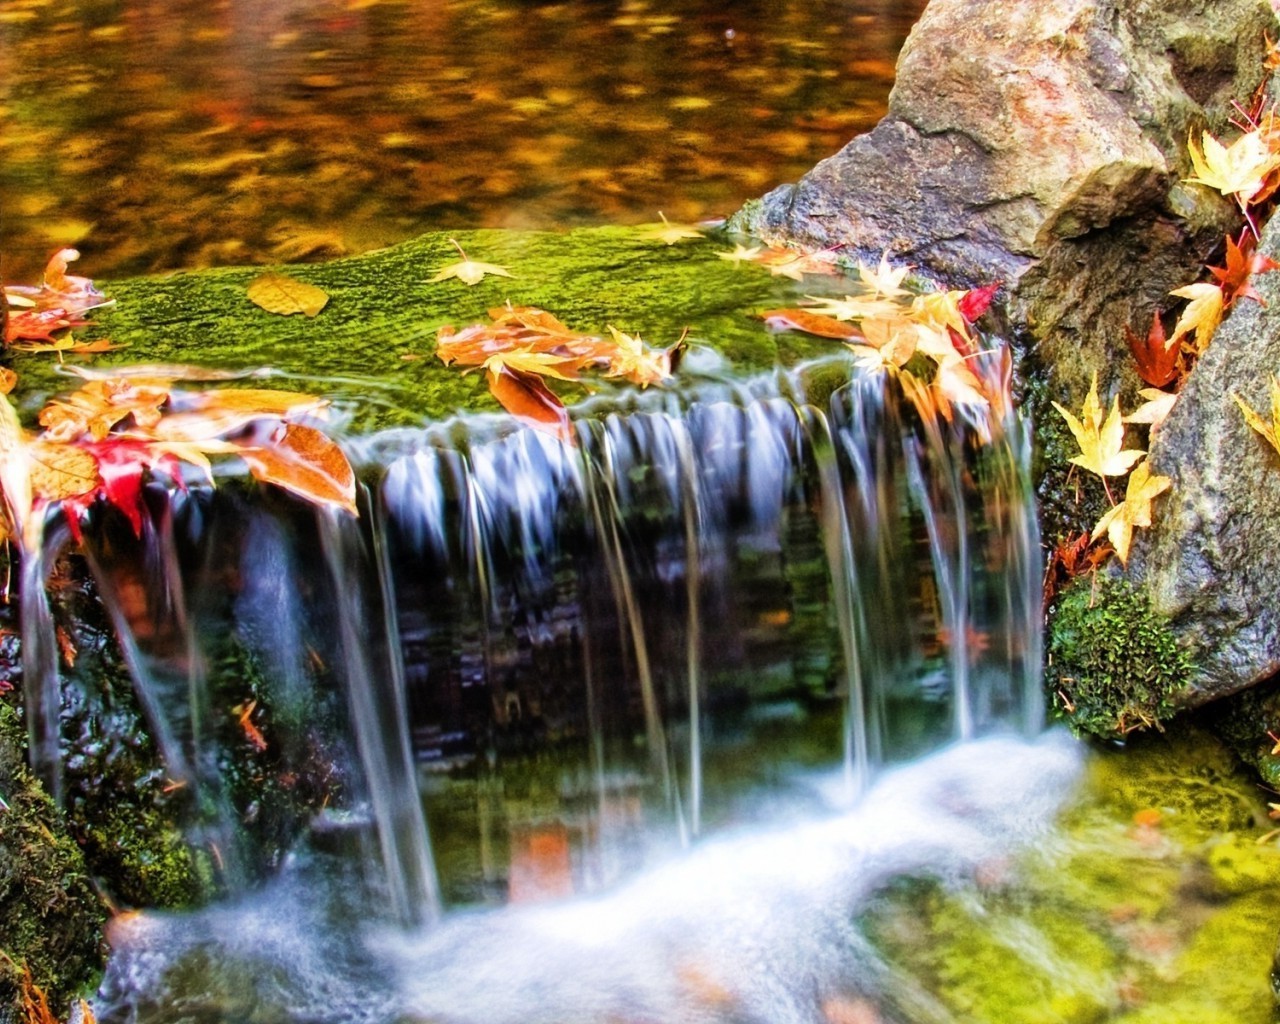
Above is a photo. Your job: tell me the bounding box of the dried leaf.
[1124,388,1178,435]
[1186,127,1280,206]
[640,211,703,246]
[1168,282,1225,355]
[26,440,98,501]
[757,308,862,340]
[1126,311,1179,387]
[428,239,513,286]
[1052,374,1145,478]
[246,272,330,317]
[714,243,763,264]
[1234,377,1280,457]
[856,252,911,297]
[485,362,574,443]
[1091,460,1172,565]
[238,423,357,515]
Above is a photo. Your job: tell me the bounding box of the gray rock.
[730,0,1272,406]
[1130,216,1280,705]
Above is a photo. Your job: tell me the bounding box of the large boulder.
[730,0,1272,406]
[1129,215,1280,706]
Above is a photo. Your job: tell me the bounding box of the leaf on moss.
[246,272,330,317]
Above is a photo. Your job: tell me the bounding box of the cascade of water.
[22,353,1042,922]
[20,527,67,803]
[318,506,442,926]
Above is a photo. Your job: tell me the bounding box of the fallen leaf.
[1207,232,1280,307]
[957,281,1002,322]
[1052,374,1145,479]
[1168,282,1225,354]
[757,308,862,340]
[0,368,15,394]
[246,272,330,317]
[1124,388,1178,435]
[1186,127,1280,207]
[26,440,99,502]
[856,252,911,297]
[797,294,903,322]
[641,211,703,245]
[1091,459,1172,565]
[238,423,357,515]
[1234,376,1280,458]
[485,362,574,443]
[428,239,514,286]
[1126,311,1179,387]
[714,243,763,264]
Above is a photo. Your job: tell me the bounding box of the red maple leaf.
[1125,310,1180,388]
[957,282,1001,322]
[1207,232,1280,308]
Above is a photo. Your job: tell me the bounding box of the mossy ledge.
[1047,574,1195,737]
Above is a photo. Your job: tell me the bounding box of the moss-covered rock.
[0,702,103,1024]
[863,726,1280,1024]
[1047,574,1194,737]
[6,226,843,434]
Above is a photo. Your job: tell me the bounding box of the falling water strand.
[674,421,704,839]
[318,506,441,926]
[803,405,871,804]
[20,532,64,804]
[579,424,678,826]
[906,415,973,741]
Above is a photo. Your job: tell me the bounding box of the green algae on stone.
[1047,574,1193,737]
[0,702,103,1024]
[6,227,846,435]
[863,726,1280,1024]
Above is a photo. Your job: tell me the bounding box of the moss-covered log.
[7,227,840,434]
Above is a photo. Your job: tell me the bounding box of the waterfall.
[19,354,1041,918]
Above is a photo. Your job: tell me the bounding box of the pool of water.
[0,0,925,283]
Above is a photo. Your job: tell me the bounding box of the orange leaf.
[238,423,357,514]
[485,363,574,444]
[1125,311,1179,387]
[1207,232,1280,307]
[757,308,862,340]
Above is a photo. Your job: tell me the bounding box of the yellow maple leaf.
[802,293,903,322]
[428,239,514,286]
[714,243,763,264]
[481,350,581,382]
[1168,281,1225,354]
[1123,387,1178,436]
[641,212,703,246]
[1186,127,1280,207]
[1091,459,1172,565]
[1052,373,1145,479]
[1233,375,1280,457]
[856,252,911,298]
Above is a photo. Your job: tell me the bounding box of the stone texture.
[730,0,1273,406]
[1129,216,1280,706]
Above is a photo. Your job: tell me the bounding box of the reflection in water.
[0,0,927,281]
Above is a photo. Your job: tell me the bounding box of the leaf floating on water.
[757,308,862,340]
[428,239,514,286]
[246,272,330,317]
[238,422,357,515]
[26,440,99,502]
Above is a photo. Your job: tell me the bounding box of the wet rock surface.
[731,0,1271,407]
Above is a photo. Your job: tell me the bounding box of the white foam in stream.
[97,732,1083,1024]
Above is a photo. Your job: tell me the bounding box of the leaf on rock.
[640,212,704,246]
[428,239,514,286]
[1124,388,1178,436]
[238,423,357,515]
[1186,127,1280,206]
[486,362,574,443]
[1091,460,1172,565]
[1208,232,1280,307]
[1125,310,1180,388]
[246,272,330,317]
[957,282,1002,322]
[1234,377,1280,458]
[757,308,862,340]
[856,253,911,298]
[1051,373,1145,478]
[1168,282,1225,355]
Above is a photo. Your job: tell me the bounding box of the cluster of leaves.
[1,250,357,559]
[747,252,1009,428]
[436,303,687,442]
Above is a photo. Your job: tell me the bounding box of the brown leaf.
[246,272,330,317]
[238,423,357,514]
[486,363,574,444]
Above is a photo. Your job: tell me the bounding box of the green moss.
[1047,574,1193,737]
[864,725,1280,1024]
[7,226,843,434]
[0,702,103,1024]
